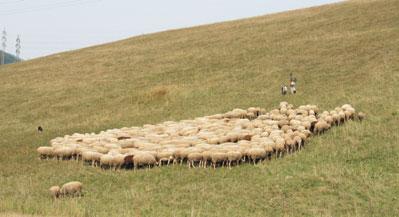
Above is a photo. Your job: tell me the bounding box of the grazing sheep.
[187,152,203,168]
[248,148,266,164]
[201,150,212,168]
[314,120,330,135]
[227,151,242,168]
[100,154,114,169]
[53,147,75,160]
[211,152,227,169]
[82,151,103,167]
[357,112,366,121]
[111,154,126,170]
[60,181,83,197]
[50,181,83,198]
[49,186,60,199]
[37,146,54,159]
[133,153,157,170]
[274,138,286,158]
[156,151,175,166]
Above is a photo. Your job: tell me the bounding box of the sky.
[1,0,342,59]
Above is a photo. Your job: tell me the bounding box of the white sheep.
[50,181,83,198]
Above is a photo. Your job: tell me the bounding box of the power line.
[0,0,102,15]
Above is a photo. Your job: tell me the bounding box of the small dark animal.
[37,126,43,133]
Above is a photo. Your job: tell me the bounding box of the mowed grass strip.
[0,0,399,216]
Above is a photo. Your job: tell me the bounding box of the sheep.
[357,112,366,121]
[284,138,296,154]
[133,152,157,170]
[201,150,212,168]
[314,120,330,135]
[187,152,203,168]
[100,154,114,169]
[226,151,242,168]
[60,181,83,197]
[37,146,54,159]
[81,151,103,167]
[248,148,266,164]
[111,154,126,170]
[264,144,274,160]
[210,152,227,169]
[274,137,286,158]
[50,181,83,198]
[53,147,75,160]
[156,151,175,166]
[49,186,60,199]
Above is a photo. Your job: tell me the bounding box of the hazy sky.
[1,0,342,59]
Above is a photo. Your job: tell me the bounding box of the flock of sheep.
[37,102,365,170]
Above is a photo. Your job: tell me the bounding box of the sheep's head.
[49,186,60,198]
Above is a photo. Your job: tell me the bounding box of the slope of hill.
[0,0,398,216]
[0,50,21,65]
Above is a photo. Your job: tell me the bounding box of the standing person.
[290,74,297,94]
[281,85,288,95]
[290,84,296,94]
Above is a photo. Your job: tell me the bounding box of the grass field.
[0,0,398,216]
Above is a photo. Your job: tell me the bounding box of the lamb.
[133,152,157,170]
[50,181,83,198]
[357,112,366,121]
[49,186,60,199]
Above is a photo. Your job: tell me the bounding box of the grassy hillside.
[0,0,398,216]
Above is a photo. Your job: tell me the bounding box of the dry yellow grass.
[0,0,398,216]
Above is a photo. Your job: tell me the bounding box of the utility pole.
[1,28,7,65]
[15,35,21,62]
